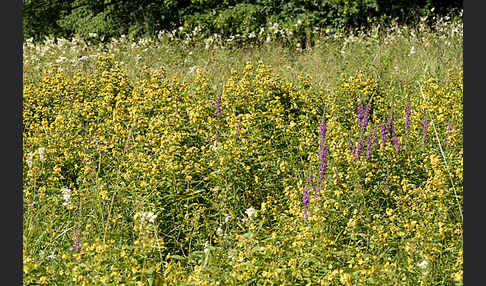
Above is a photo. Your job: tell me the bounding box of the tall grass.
[23,15,462,94]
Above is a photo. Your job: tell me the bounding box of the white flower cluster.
[61,187,72,206]
[25,147,46,168]
[245,206,257,219]
[418,260,429,273]
[135,211,157,223]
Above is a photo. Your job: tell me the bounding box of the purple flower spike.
[354,137,363,160]
[303,187,310,221]
[390,136,402,151]
[319,121,328,184]
[423,116,430,142]
[372,126,378,147]
[72,230,82,251]
[366,132,372,158]
[405,104,411,131]
[362,104,370,130]
[216,94,222,120]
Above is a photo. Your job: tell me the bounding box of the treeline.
[23,0,462,42]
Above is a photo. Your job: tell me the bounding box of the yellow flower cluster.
[23,55,462,285]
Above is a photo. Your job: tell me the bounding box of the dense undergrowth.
[23,17,462,286]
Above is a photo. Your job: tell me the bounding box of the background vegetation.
[24,0,462,42]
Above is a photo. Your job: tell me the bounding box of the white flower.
[189,65,199,74]
[56,56,67,64]
[418,260,429,273]
[224,216,230,223]
[38,147,46,161]
[204,241,210,255]
[61,187,71,206]
[26,151,35,167]
[245,206,257,219]
[47,252,56,260]
[146,212,157,223]
[136,211,157,223]
[216,226,223,236]
[409,46,416,55]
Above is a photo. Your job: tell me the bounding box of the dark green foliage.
[23,0,462,42]
[23,0,74,40]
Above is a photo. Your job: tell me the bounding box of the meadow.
[23,14,463,285]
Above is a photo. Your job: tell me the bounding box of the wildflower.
[405,104,411,131]
[210,144,220,152]
[136,211,157,223]
[216,93,222,120]
[47,251,56,260]
[72,230,82,251]
[189,66,199,74]
[26,151,35,167]
[38,147,46,161]
[365,132,372,158]
[418,260,429,273]
[143,212,157,223]
[354,137,363,159]
[390,136,402,151]
[409,46,416,55]
[61,187,71,206]
[204,241,210,255]
[303,187,310,221]
[309,174,320,200]
[423,116,430,142]
[216,226,223,236]
[362,104,370,130]
[245,206,256,219]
